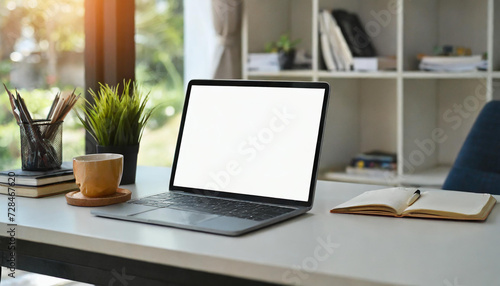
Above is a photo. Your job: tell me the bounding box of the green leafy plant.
[265,33,301,53]
[75,80,157,146]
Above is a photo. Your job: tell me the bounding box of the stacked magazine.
[346,151,397,177]
[419,55,486,72]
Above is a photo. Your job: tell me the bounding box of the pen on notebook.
[407,189,421,206]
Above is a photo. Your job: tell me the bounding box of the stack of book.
[318,9,380,72]
[247,53,280,72]
[346,151,397,177]
[0,162,78,198]
[419,55,486,72]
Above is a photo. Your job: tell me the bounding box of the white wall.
[183,0,217,89]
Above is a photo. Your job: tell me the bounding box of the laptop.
[92,79,330,236]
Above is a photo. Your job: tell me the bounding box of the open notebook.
[330,187,497,221]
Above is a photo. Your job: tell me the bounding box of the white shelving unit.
[242,0,498,187]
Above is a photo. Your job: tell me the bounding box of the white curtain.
[211,0,242,79]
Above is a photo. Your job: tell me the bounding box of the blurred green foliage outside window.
[0,0,85,170]
[136,0,184,167]
[0,0,184,170]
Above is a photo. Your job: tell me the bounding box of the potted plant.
[75,80,157,184]
[265,33,301,70]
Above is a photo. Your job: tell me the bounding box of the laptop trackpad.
[131,208,218,225]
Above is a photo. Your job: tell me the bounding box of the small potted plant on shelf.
[75,80,157,184]
[265,33,301,70]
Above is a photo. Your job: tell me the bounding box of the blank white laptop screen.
[173,84,326,202]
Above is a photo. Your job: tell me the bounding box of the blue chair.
[442,100,500,194]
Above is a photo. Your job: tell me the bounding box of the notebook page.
[332,187,416,215]
[404,190,491,215]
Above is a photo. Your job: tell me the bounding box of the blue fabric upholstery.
[442,100,500,194]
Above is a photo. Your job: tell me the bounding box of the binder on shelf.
[321,10,344,70]
[329,13,353,70]
[318,10,337,71]
[319,10,353,71]
[332,9,377,58]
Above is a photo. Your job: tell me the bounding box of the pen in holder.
[19,120,63,171]
[4,84,79,171]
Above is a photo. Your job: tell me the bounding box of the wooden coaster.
[65,188,131,207]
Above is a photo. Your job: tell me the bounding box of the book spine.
[318,10,337,71]
[332,10,377,58]
[350,159,396,170]
[330,15,353,71]
[324,11,347,71]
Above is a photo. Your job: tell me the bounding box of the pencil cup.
[19,120,63,171]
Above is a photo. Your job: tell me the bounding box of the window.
[0,0,186,170]
[135,0,184,166]
[0,0,85,170]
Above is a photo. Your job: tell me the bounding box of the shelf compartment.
[402,78,487,175]
[318,78,397,171]
[403,0,488,71]
[493,79,500,100]
[317,0,398,76]
[493,0,500,70]
[245,0,313,55]
[318,0,398,58]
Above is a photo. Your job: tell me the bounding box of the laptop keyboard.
[129,192,296,221]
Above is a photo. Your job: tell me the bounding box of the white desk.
[1,166,499,285]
